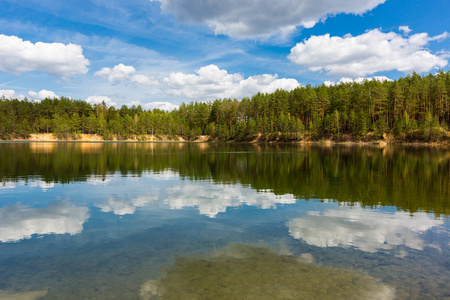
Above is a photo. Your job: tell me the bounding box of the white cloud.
[339,76,392,84]
[0,89,26,100]
[85,95,117,107]
[0,34,89,78]
[0,202,89,243]
[145,101,179,111]
[289,29,448,77]
[164,64,300,100]
[288,207,443,253]
[323,81,336,87]
[151,0,386,38]
[123,100,179,111]
[126,100,142,107]
[95,63,160,87]
[0,89,17,99]
[94,63,136,85]
[324,76,392,86]
[131,74,159,86]
[399,26,412,34]
[165,182,296,218]
[28,89,59,100]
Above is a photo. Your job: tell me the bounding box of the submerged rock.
[295,252,315,265]
[0,290,47,300]
[141,244,395,300]
[140,280,160,300]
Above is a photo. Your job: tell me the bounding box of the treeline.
[1,71,449,142]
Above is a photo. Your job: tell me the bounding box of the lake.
[0,142,449,299]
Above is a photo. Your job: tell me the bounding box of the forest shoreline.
[2,72,450,145]
[3,133,450,147]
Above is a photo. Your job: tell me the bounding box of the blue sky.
[0,0,449,110]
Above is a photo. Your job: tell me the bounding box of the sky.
[0,0,449,110]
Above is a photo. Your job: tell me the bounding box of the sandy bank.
[3,133,449,147]
[7,133,187,142]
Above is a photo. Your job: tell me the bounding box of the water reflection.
[1,142,448,216]
[165,183,296,218]
[288,207,444,253]
[0,202,89,243]
[96,195,158,215]
[0,179,55,191]
[29,142,55,153]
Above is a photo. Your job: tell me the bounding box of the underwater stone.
[141,244,395,300]
[0,289,48,300]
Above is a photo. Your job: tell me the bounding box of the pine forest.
[1,71,449,143]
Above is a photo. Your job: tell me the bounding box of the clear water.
[0,142,449,299]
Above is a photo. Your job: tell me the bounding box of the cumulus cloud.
[288,207,443,253]
[126,100,179,111]
[95,63,159,86]
[0,202,89,243]
[164,64,300,100]
[324,76,392,86]
[0,89,26,100]
[0,34,89,78]
[94,63,136,85]
[165,182,296,218]
[151,0,386,38]
[145,101,179,111]
[399,26,412,34]
[131,74,159,86]
[28,89,59,100]
[85,95,117,107]
[126,100,142,107]
[289,29,448,77]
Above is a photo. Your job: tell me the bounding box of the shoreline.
[2,133,450,147]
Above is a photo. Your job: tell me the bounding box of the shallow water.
[0,142,449,299]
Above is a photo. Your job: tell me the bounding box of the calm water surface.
[0,142,449,299]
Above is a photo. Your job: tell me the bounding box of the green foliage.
[420,112,443,142]
[373,118,388,139]
[0,71,449,142]
[103,130,114,141]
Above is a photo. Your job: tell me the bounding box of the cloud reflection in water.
[96,195,158,215]
[0,202,89,243]
[288,207,443,253]
[164,183,296,218]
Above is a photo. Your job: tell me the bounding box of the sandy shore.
[3,133,449,147]
[7,133,193,142]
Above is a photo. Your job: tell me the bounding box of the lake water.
[0,142,449,299]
